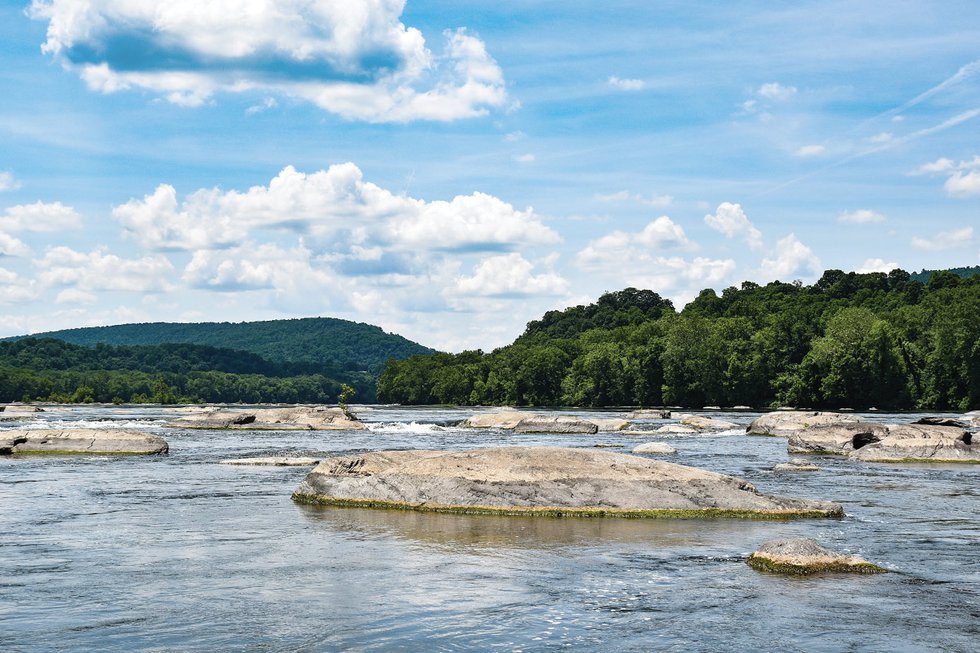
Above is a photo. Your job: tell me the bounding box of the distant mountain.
[5,317,436,374]
[909,266,980,284]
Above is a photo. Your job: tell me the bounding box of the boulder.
[914,416,968,428]
[964,410,980,427]
[679,415,739,431]
[220,456,320,466]
[773,459,820,472]
[632,442,677,455]
[747,411,866,436]
[292,446,844,519]
[654,425,698,434]
[1,405,44,419]
[787,423,889,455]
[461,411,537,429]
[850,424,978,463]
[3,429,168,455]
[591,418,631,432]
[626,409,671,420]
[0,432,29,454]
[513,416,599,434]
[746,538,886,575]
[167,406,366,430]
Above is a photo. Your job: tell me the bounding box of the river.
[1,405,977,652]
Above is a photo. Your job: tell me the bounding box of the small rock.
[632,442,677,455]
[655,425,698,434]
[626,409,672,420]
[220,456,320,466]
[592,443,623,448]
[772,460,820,472]
[680,415,739,431]
[747,538,886,575]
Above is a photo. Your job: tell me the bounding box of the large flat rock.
[787,423,889,455]
[747,538,885,575]
[748,411,866,436]
[167,406,365,430]
[463,411,627,434]
[3,429,168,455]
[679,415,739,431]
[293,446,844,519]
[513,416,598,434]
[850,424,978,463]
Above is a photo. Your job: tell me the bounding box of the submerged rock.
[220,456,320,466]
[850,424,978,463]
[679,415,739,431]
[632,442,677,455]
[654,425,698,434]
[747,411,866,436]
[772,459,820,472]
[747,538,886,575]
[167,406,365,431]
[292,446,844,519]
[787,423,889,455]
[3,429,168,455]
[513,416,598,434]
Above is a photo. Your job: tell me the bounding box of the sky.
[0,1,978,352]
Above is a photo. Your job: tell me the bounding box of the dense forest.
[0,339,375,404]
[6,317,434,373]
[378,269,980,410]
[909,265,980,284]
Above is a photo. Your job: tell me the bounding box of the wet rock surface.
[293,446,844,518]
[2,429,169,455]
[220,456,320,466]
[746,538,886,575]
[748,411,866,436]
[679,415,739,431]
[168,406,366,431]
[772,459,820,472]
[787,423,889,455]
[513,416,599,434]
[851,424,977,463]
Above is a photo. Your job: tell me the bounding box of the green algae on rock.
[747,538,887,575]
[292,447,844,519]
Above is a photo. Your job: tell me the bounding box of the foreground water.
[1,406,978,652]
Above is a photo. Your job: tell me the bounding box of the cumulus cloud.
[759,234,821,280]
[757,82,797,101]
[30,1,506,122]
[452,253,568,297]
[35,247,174,292]
[183,243,335,293]
[116,163,560,254]
[0,233,31,257]
[579,217,696,261]
[608,76,646,91]
[0,267,38,304]
[795,144,826,157]
[910,155,980,197]
[0,172,20,192]
[911,226,974,251]
[857,258,898,274]
[703,202,764,251]
[1,201,81,232]
[838,209,885,224]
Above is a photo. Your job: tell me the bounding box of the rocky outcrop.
[772,459,820,472]
[1,405,44,419]
[787,423,889,455]
[632,442,677,455]
[746,538,886,575]
[293,446,844,518]
[679,415,739,431]
[653,425,698,434]
[461,411,536,429]
[2,429,168,455]
[167,406,365,431]
[747,411,866,436]
[220,456,320,466]
[626,409,672,420]
[0,432,29,454]
[591,418,630,432]
[850,424,978,463]
[513,416,598,434]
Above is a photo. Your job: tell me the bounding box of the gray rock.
[167,406,365,431]
[220,456,320,466]
[293,446,844,518]
[591,418,631,432]
[654,424,698,434]
[851,423,978,463]
[772,460,820,472]
[680,415,739,431]
[0,432,29,454]
[747,538,885,575]
[513,416,599,434]
[461,411,537,429]
[0,405,44,420]
[748,410,866,436]
[787,423,889,455]
[632,442,677,455]
[626,409,672,419]
[914,416,968,428]
[4,429,168,455]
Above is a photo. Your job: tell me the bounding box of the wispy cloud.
[608,76,646,91]
[838,209,885,224]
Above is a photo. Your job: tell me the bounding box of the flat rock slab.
[632,442,677,455]
[626,409,672,420]
[851,424,978,463]
[747,538,886,575]
[591,418,631,432]
[461,411,537,429]
[513,417,598,434]
[679,415,739,431]
[3,429,168,455]
[167,406,365,431]
[748,411,866,436]
[773,460,820,472]
[220,456,320,466]
[787,423,889,456]
[1,405,44,420]
[293,446,844,519]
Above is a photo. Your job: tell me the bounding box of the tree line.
[377,269,979,410]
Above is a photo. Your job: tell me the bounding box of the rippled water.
[2,405,978,652]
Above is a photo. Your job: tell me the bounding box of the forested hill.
[378,269,980,411]
[7,317,434,373]
[909,265,980,284]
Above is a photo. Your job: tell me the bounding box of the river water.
[1,405,977,652]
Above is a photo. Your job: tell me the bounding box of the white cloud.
[945,170,980,197]
[30,1,506,123]
[703,202,764,251]
[759,233,821,280]
[116,164,560,254]
[504,131,526,142]
[55,288,98,304]
[0,267,38,304]
[856,258,898,274]
[838,209,885,224]
[867,132,893,144]
[910,155,980,197]
[757,82,797,101]
[183,243,335,294]
[911,226,975,251]
[35,247,174,292]
[579,217,695,262]
[608,76,646,91]
[0,172,21,192]
[452,253,569,297]
[1,201,81,232]
[0,233,31,257]
[911,158,955,175]
[513,153,535,163]
[246,97,278,115]
[594,190,673,207]
[795,144,826,157]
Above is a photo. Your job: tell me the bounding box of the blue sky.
[1,1,978,351]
